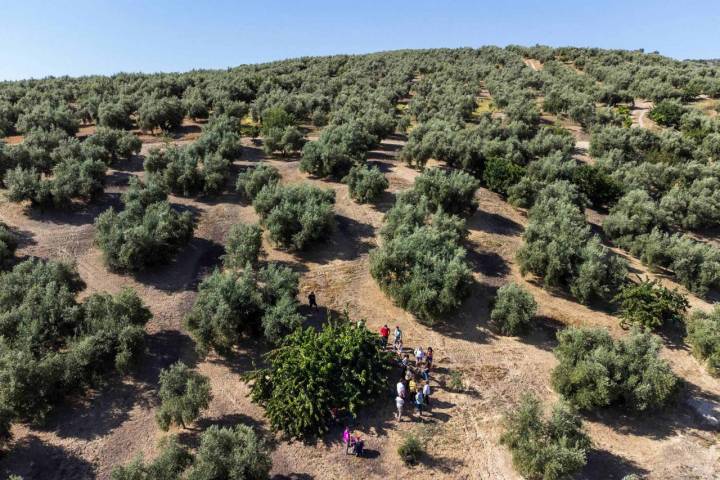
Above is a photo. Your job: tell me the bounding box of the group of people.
[381,324,435,422]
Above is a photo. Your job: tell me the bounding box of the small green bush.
[491,283,537,335]
[94,179,194,272]
[686,307,720,375]
[412,168,479,216]
[235,163,281,200]
[111,436,192,480]
[185,424,272,480]
[156,361,212,430]
[482,157,525,196]
[614,280,689,330]
[0,222,18,268]
[253,183,335,250]
[223,223,264,269]
[185,264,301,354]
[343,164,388,203]
[299,122,377,178]
[552,327,678,411]
[398,433,424,465]
[500,394,590,480]
[448,370,464,392]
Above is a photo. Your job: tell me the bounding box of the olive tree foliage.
[0,259,151,426]
[94,177,195,272]
[500,394,590,480]
[342,164,388,203]
[235,163,281,200]
[138,96,184,133]
[614,280,689,330]
[84,127,142,162]
[223,223,264,269]
[16,102,79,136]
[144,146,230,197]
[248,321,393,439]
[110,436,194,480]
[252,183,335,250]
[185,425,272,480]
[491,283,538,336]
[552,327,678,411]
[686,307,720,375]
[370,169,477,323]
[156,361,212,430]
[111,426,271,480]
[300,122,377,178]
[185,263,302,354]
[517,182,627,303]
[98,100,135,130]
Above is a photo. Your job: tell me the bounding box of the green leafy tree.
[491,283,537,335]
[111,436,193,480]
[185,425,272,480]
[614,280,689,330]
[248,321,392,438]
[552,327,678,411]
[500,394,590,480]
[156,361,212,430]
[138,97,184,133]
[223,223,264,269]
[686,307,720,375]
[342,164,388,203]
[0,223,18,268]
[235,164,281,200]
[252,184,335,250]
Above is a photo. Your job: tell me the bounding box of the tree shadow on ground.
[433,282,496,344]
[293,215,375,264]
[465,248,510,280]
[416,452,465,475]
[369,189,397,214]
[0,435,96,480]
[112,154,145,173]
[272,474,314,480]
[465,209,523,237]
[134,236,225,293]
[26,192,123,227]
[579,448,650,480]
[517,315,564,352]
[206,338,267,377]
[585,381,720,441]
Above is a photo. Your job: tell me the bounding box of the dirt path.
[523,58,543,71]
[0,131,718,479]
[631,99,654,129]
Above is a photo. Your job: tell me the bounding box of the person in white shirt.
[396,379,406,399]
[415,347,426,364]
[395,395,405,421]
[422,381,431,408]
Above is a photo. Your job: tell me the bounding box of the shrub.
[190,114,243,160]
[370,220,473,324]
[111,436,193,480]
[649,99,687,128]
[518,183,627,303]
[98,102,134,130]
[342,164,388,203]
[0,259,151,424]
[482,157,526,196]
[85,127,141,162]
[398,433,424,465]
[448,370,464,392]
[235,163,281,200]
[138,97,184,133]
[263,126,305,156]
[552,327,678,411]
[223,223,264,269]
[491,283,537,335]
[253,184,335,250]
[299,122,377,178]
[686,307,720,375]
[16,103,79,136]
[145,146,231,197]
[614,280,689,330]
[500,394,590,480]
[412,168,479,216]
[94,180,194,272]
[185,264,301,354]
[156,361,212,430]
[248,321,392,438]
[185,425,272,480]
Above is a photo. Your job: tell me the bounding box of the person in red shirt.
[379,324,390,348]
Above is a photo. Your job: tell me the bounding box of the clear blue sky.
[1,0,718,80]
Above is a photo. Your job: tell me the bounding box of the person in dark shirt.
[308,291,317,309]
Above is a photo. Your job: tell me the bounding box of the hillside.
[0,46,719,479]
